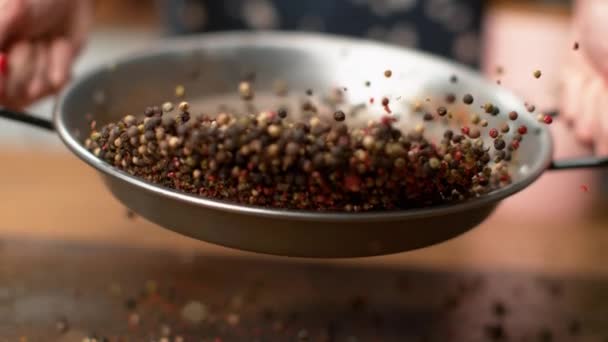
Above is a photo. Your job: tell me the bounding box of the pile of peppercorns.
[84,79,522,212]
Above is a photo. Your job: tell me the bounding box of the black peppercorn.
[494,138,506,150]
[463,94,474,105]
[278,107,288,119]
[437,107,447,116]
[334,110,346,122]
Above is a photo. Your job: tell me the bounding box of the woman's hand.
[561,0,608,155]
[0,0,93,109]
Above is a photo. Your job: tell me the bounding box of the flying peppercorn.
[437,107,447,116]
[239,81,254,100]
[518,125,527,135]
[384,69,392,78]
[463,94,474,105]
[543,115,553,124]
[162,102,174,113]
[333,110,346,122]
[446,93,456,104]
[534,70,542,79]
[278,107,288,118]
[494,138,506,150]
[484,103,494,114]
[175,85,185,98]
[489,128,498,139]
[508,111,518,120]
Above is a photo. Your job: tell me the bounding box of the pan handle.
[546,110,608,171]
[0,108,54,131]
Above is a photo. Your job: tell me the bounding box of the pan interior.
[57,32,553,214]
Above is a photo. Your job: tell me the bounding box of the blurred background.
[2,0,608,339]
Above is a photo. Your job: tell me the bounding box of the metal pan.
[2,32,607,258]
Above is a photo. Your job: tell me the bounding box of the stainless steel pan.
[2,32,607,258]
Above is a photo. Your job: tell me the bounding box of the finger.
[17,0,71,38]
[575,77,601,144]
[27,41,50,100]
[595,84,608,155]
[65,0,93,55]
[0,0,26,48]
[47,38,73,89]
[561,62,587,123]
[5,41,35,104]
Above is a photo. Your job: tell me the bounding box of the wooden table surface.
[1,148,607,341]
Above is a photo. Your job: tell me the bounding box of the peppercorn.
[484,103,494,114]
[175,85,185,98]
[538,329,552,342]
[492,302,507,317]
[534,70,542,78]
[144,107,155,117]
[239,81,254,100]
[423,113,434,121]
[450,74,458,83]
[508,111,518,120]
[446,93,456,104]
[381,97,389,106]
[543,115,553,124]
[484,323,505,341]
[573,41,579,50]
[470,113,480,124]
[162,102,174,113]
[463,94,474,105]
[178,101,189,112]
[306,89,313,96]
[365,81,371,87]
[500,123,510,133]
[436,106,447,117]
[277,107,288,119]
[489,129,498,139]
[333,110,346,122]
[494,138,506,150]
[518,125,527,135]
[469,128,481,139]
[568,320,581,336]
[384,69,392,78]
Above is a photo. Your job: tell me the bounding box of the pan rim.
[54,31,553,222]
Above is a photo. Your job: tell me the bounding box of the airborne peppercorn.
[333,110,346,122]
[437,107,447,117]
[463,94,474,105]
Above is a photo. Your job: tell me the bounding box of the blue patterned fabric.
[158,0,485,68]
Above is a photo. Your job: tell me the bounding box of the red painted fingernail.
[0,53,7,75]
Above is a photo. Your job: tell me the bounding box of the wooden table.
[0,148,607,341]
